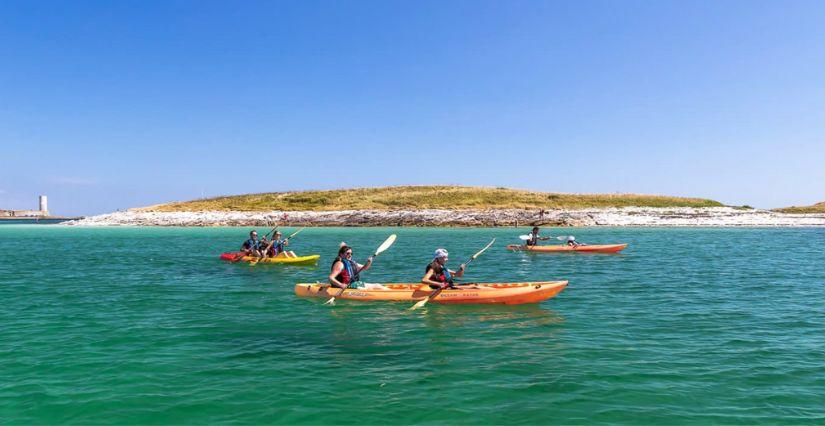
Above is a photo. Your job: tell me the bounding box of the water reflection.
[415,303,565,328]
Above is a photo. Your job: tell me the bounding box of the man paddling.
[421,249,466,289]
[525,226,551,247]
[241,230,263,257]
[329,243,373,289]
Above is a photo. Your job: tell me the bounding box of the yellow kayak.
[220,252,320,266]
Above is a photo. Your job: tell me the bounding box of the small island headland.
[774,201,825,214]
[67,186,825,227]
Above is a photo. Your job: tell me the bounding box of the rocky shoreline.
[65,207,825,227]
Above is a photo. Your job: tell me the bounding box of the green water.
[1,226,824,424]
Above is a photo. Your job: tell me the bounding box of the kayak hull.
[506,244,628,253]
[295,281,567,305]
[220,252,320,265]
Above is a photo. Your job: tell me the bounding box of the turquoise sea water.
[1,225,824,424]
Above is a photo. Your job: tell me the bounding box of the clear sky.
[2,0,824,215]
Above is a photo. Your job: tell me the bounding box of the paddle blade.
[374,234,397,256]
[409,298,428,311]
[323,297,335,306]
[287,227,304,240]
[518,235,531,241]
[471,238,496,260]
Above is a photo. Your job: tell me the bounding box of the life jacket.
[526,234,538,246]
[244,238,260,250]
[426,261,452,284]
[332,257,357,284]
[271,239,285,255]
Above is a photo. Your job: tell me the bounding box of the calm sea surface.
[1,226,824,424]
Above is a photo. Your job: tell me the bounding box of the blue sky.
[2,0,824,215]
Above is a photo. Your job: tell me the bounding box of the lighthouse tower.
[39,195,49,216]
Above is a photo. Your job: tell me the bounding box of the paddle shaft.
[261,228,303,256]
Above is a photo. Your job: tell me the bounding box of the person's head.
[250,230,258,239]
[532,226,539,234]
[338,243,352,259]
[274,231,282,239]
[433,248,449,265]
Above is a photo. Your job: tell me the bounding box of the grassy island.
[143,186,723,212]
[774,202,825,214]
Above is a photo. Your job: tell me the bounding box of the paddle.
[263,225,279,239]
[252,227,305,265]
[323,234,397,306]
[555,235,585,246]
[409,238,496,311]
[519,234,552,241]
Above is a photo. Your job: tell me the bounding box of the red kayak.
[506,244,628,253]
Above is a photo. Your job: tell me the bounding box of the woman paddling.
[264,231,297,258]
[329,243,373,289]
[421,249,466,289]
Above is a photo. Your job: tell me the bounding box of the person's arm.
[453,264,466,278]
[421,268,446,288]
[539,236,551,241]
[356,256,374,272]
[261,241,275,257]
[328,261,346,289]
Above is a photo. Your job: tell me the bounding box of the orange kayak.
[506,244,628,253]
[295,281,567,305]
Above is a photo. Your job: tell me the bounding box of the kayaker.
[566,236,581,247]
[241,230,263,257]
[264,231,297,258]
[329,243,373,289]
[525,226,551,246]
[421,248,465,289]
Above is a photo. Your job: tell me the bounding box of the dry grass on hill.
[774,202,825,214]
[142,186,723,212]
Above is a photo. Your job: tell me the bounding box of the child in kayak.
[329,243,373,289]
[525,226,551,246]
[565,236,581,247]
[241,230,263,257]
[422,249,466,289]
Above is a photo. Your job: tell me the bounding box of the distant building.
[0,195,50,217]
